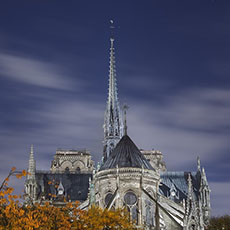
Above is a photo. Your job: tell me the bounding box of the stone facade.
[94,167,160,227]
[50,149,93,173]
[141,150,167,172]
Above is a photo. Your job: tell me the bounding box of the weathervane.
[110,19,120,39]
[110,19,115,39]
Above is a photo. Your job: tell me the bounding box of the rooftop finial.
[197,156,201,171]
[30,144,34,155]
[110,19,115,39]
[123,104,129,135]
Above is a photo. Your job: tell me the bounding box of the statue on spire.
[103,20,124,162]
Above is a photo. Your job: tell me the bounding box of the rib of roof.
[100,135,154,170]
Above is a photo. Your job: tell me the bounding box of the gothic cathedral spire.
[103,35,123,162]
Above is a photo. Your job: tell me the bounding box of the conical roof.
[100,135,154,171]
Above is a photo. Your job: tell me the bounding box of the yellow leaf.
[22,170,27,176]
[16,174,22,179]
[11,167,16,172]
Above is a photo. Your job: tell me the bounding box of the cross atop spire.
[110,19,115,39]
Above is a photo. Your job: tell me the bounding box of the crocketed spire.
[103,31,123,162]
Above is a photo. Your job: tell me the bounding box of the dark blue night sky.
[0,0,229,216]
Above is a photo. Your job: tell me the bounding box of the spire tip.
[30,144,34,154]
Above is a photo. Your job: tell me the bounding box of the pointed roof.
[58,181,64,192]
[100,135,154,170]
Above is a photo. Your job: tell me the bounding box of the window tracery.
[123,191,138,224]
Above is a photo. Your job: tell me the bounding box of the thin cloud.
[126,87,229,169]
[0,52,73,90]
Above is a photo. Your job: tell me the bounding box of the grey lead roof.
[35,172,92,202]
[100,135,154,170]
[159,171,201,202]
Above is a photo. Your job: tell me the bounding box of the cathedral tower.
[103,36,123,162]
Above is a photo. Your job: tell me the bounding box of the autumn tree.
[207,215,230,230]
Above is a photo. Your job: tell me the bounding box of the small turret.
[28,144,36,179]
[200,167,211,225]
[57,181,65,196]
[25,145,37,203]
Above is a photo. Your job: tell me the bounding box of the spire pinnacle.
[197,156,201,171]
[187,173,193,199]
[110,19,115,39]
[28,144,36,175]
[103,24,124,162]
[57,181,64,195]
[30,144,34,156]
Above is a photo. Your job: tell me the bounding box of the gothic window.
[204,189,208,206]
[189,224,196,230]
[53,160,57,167]
[124,191,138,224]
[115,129,118,136]
[109,143,114,155]
[124,191,137,205]
[131,206,138,224]
[145,200,154,227]
[105,193,113,206]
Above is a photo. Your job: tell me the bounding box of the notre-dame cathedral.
[25,35,211,230]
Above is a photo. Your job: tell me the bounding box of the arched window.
[124,191,138,224]
[145,200,154,227]
[189,224,196,230]
[105,193,113,206]
[124,191,137,205]
[109,143,114,155]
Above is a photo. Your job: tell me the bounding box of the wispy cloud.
[126,87,229,170]
[0,52,73,90]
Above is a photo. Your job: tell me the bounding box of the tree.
[0,168,138,230]
[207,215,230,230]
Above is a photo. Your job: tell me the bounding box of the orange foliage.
[0,168,138,230]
